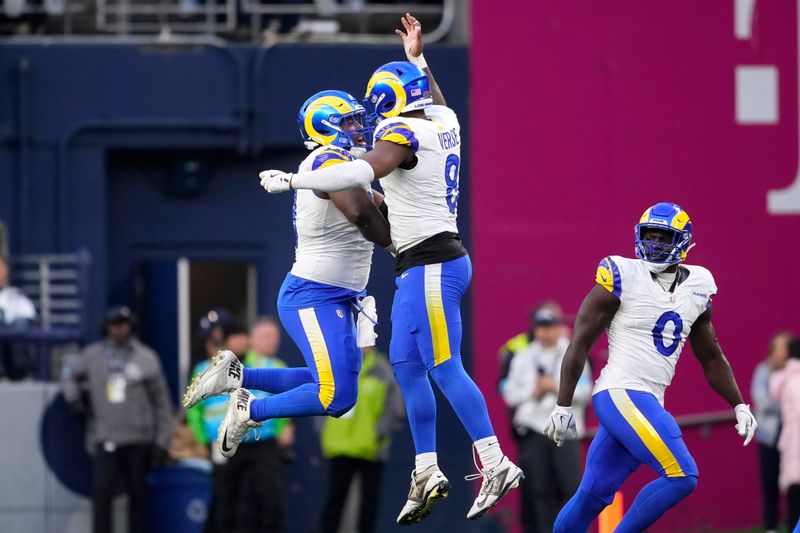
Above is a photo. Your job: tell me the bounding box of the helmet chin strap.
[643,241,696,274]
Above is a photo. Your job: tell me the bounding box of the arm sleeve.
[290,159,375,192]
[501,353,535,408]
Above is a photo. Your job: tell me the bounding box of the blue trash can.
[148,462,212,533]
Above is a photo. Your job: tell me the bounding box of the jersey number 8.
[652,311,683,357]
[444,154,460,215]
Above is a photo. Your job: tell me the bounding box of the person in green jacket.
[187,318,293,533]
[319,347,405,533]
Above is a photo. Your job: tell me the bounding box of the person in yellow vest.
[187,319,293,533]
[319,347,405,533]
[496,301,564,532]
[497,302,565,412]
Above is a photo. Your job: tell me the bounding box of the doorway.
[187,260,256,366]
[135,258,255,402]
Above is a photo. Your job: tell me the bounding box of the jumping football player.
[542,202,758,532]
[260,14,523,524]
[184,90,392,460]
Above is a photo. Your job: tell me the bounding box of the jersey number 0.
[652,311,683,357]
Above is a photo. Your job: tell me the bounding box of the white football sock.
[415,452,438,473]
[474,436,503,470]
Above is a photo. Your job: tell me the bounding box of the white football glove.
[355,296,378,348]
[734,403,757,446]
[259,169,293,193]
[542,405,577,447]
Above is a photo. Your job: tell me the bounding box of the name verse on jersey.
[438,128,460,150]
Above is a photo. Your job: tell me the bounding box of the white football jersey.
[375,105,461,252]
[290,146,373,291]
[592,256,717,404]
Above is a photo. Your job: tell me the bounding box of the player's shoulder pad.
[425,105,458,121]
[374,118,420,153]
[684,264,718,296]
[595,255,627,298]
[311,146,355,171]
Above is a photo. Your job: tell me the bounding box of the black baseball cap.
[532,307,562,326]
[105,305,137,325]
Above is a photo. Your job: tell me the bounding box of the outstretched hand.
[396,12,423,59]
[259,169,292,193]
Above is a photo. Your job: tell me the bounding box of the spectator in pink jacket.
[770,336,800,531]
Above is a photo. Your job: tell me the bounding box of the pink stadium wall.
[471,1,800,530]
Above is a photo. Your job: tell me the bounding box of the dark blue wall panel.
[0,42,493,532]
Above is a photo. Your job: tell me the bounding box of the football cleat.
[396,466,450,525]
[466,455,524,520]
[217,388,261,459]
[183,350,243,409]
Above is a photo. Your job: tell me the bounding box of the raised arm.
[327,188,392,247]
[557,285,619,407]
[396,13,446,106]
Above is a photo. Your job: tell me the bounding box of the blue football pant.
[246,302,360,422]
[554,389,698,533]
[390,255,495,454]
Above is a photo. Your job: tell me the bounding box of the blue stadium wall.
[0,43,490,531]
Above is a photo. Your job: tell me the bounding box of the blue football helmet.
[634,202,694,265]
[297,90,371,149]
[364,61,432,126]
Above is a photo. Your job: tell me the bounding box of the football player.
[543,202,757,532]
[259,14,523,524]
[184,90,392,461]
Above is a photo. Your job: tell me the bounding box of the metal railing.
[0,250,91,380]
[8,249,91,333]
[582,410,736,440]
[2,0,456,43]
[242,0,456,44]
[96,0,236,35]
[0,0,87,34]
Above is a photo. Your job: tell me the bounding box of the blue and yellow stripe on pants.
[592,388,697,479]
[297,307,335,409]
[554,388,699,532]
[389,255,472,370]
[272,273,363,418]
